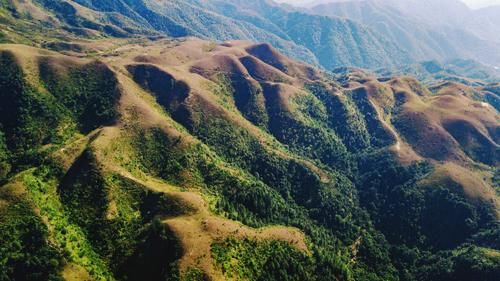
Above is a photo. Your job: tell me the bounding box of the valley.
[0,36,498,281]
[0,1,499,281]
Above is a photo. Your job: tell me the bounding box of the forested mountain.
[4,0,500,71]
[308,0,500,69]
[0,0,413,69]
[375,59,500,87]
[1,36,499,281]
[0,1,499,281]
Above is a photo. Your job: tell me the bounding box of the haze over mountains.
[280,0,500,9]
[305,0,500,69]
[1,0,500,73]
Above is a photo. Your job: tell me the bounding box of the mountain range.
[0,1,499,281]
[2,0,499,73]
[307,0,500,69]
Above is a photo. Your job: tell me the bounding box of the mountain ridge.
[1,36,499,281]
[307,0,500,68]
[0,0,414,69]
[0,1,499,281]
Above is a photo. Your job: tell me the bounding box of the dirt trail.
[91,127,308,280]
[82,69,309,279]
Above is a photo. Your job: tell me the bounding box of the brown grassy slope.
[1,37,498,278]
[396,81,498,165]
[108,37,498,206]
[0,41,310,280]
[336,69,498,208]
[119,39,334,180]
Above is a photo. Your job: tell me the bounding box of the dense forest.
[1,36,499,281]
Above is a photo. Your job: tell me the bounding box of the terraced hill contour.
[0,38,499,281]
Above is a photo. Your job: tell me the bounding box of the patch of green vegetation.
[3,144,185,281]
[118,219,182,281]
[0,50,120,177]
[306,83,371,150]
[21,167,113,280]
[39,59,120,133]
[391,244,500,281]
[0,50,75,169]
[212,237,315,281]
[355,150,500,280]
[182,267,209,281]
[471,223,500,249]
[208,73,270,130]
[129,126,293,226]
[58,148,184,280]
[291,93,329,125]
[493,168,500,195]
[222,74,269,128]
[0,130,10,181]
[0,29,7,43]
[130,127,195,186]
[0,187,64,281]
[209,74,238,113]
[444,246,500,280]
[264,87,350,171]
[350,87,395,147]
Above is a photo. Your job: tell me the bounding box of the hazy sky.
[462,0,500,8]
[276,0,500,9]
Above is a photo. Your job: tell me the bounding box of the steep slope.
[199,0,411,69]
[308,0,500,68]
[1,38,499,281]
[0,0,414,69]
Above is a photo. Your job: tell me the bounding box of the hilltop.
[0,37,498,281]
[0,0,412,69]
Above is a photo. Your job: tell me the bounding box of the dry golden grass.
[11,0,55,22]
[419,162,499,218]
[364,75,500,165]
[3,37,498,279]
[60,263,91,281]
[85,126,308,280]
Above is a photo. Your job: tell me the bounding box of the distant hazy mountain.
[468,5,500,43]
[375,59,500,86]
[1,0,499,71]
[308,0,500,68]
[0,0,418,69]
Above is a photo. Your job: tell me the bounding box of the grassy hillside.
[0,38,498,281]
[0,0,415,69]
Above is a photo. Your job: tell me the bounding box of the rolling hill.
[0,0,499,280]
[0,0,414,69]
[0,36,499,281]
